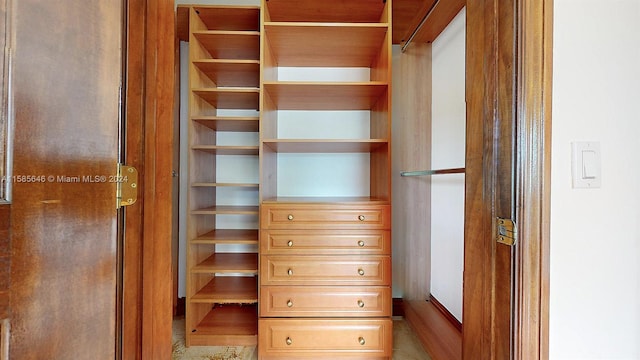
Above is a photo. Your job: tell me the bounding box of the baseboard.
[392,297,405,317]
[429,294,462,332]
[403,299,462,360]
[174,297,185,317]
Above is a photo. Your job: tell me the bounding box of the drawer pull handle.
[359,337,366,346]
[287,214,294,221]
[287,300,293,308]
[358,268,365,276]
[287,268,293,276]
[287,240,293,247]
[357,300,365,308]
[358,215,365,221]
[358,240,365,247]
[286,337,293,346]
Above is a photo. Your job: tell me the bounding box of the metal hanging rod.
[400,167,465,177]
[401,0,441,53]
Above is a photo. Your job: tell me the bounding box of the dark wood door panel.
[9,0,122,358]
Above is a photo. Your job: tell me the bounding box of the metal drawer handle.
[287,214,294,221]
[287,299,293,308]
[358,268,365,276]
[287,240,293,247]
[287,268,293,276]
[359,337,366,346]
[358,240,365,247]
[357,300,365,308]
[286,337,293,346]
[358,215,365,221]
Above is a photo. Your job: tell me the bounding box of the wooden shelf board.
[191,205,259,215]
[192,253,258,274]
[193,60,260,87]
[188,304,258,346]
[261,196,390,205]
[191,183,259,188]
[192,6,260,31]
[192,229,259,244]
[264,23,388,67]
[263,82,388,110]
[191,276,258,304]
[191,145,259,156]
[192,116,259,132]
[263,139,388,153]
[193,31,260,60]
[192,88,259,110]
[266,0,387,23]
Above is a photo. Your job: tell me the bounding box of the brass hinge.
[116,164,138,209]
[497,217,517,246]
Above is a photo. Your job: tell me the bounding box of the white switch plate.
[572,141,601,189]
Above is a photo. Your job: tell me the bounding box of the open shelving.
[185,5,261,347]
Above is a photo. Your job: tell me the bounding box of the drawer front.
[261,255,391,286]
[261,204,390,230]
[258,319,393,358]
[260,286,391,317]
[261,230,390,255]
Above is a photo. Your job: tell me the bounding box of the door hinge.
[116,164,139,209]
[497,217,517,246]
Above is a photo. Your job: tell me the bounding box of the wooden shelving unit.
[258,0,393,358]
[185,5,261,347]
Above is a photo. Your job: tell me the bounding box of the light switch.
[572,142,601,188]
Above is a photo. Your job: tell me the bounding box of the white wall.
[430,8,466,322]
[550,0,640,358]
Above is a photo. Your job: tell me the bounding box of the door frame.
[464,0,552,359]
[122,0,175,359]
[126,0,553,358]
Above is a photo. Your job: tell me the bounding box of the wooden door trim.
[513,0,552,358]
[123,0,175,359]
[464,0,552,359]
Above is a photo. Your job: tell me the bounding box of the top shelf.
[264,0,388,23]
[193,6,260,31]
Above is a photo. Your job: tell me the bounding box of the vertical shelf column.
[184,5,261,347]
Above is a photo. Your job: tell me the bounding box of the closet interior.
[175,0,466,358]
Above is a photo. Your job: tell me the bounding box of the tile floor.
[172,317,431,360]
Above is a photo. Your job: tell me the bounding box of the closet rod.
[400,167,465,177]
[401,0,441,52]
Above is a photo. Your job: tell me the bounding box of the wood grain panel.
[9,0,121,358]
[0,205,9,320]
[392,43,432,301]
[265,0,387,23]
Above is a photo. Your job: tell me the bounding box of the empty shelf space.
[191,145,259,155]
[188,304,258,346]
[265,0,387,23]
[262,139,388,153]
[192,116,259,132]
[264,23,388,67]
[193,88,259,110]
[191,6,260,31]
[191,205,259,215]
[263,82,387,110]
[193,60,260,87]
[192,229,259,245]
[192,253,258,274]
[193,31,260,60]
[191,276,258,304]
[261,196,390,205]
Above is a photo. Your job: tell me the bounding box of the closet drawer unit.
[258,318,393,359]
[260,229,390,255]
[261,204,390,230]
[261,255,391,286]
[260,286,391,317]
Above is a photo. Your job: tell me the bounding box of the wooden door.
[8,0,123,358]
